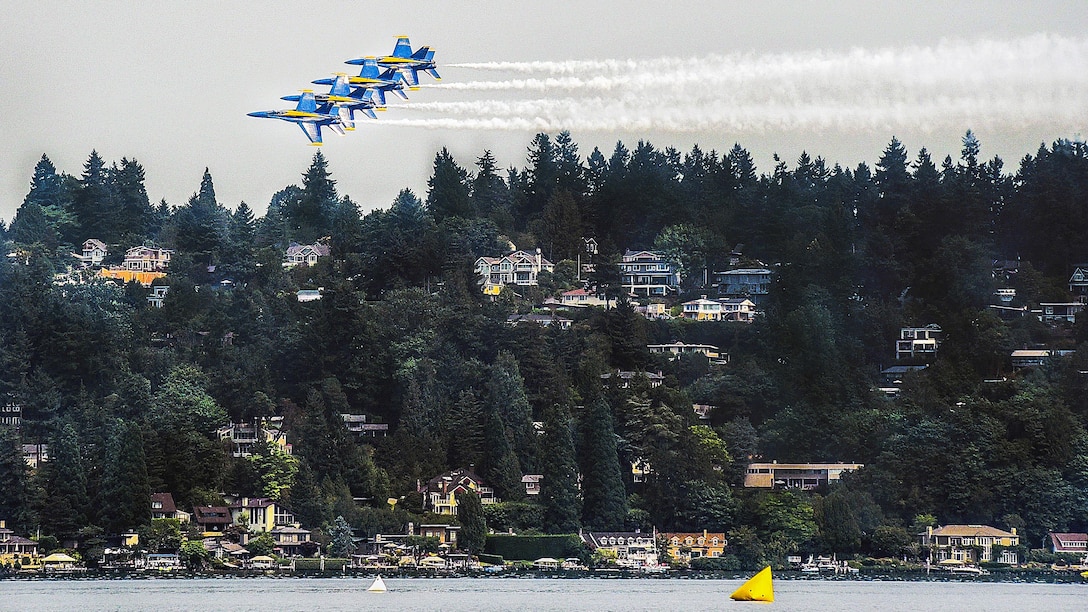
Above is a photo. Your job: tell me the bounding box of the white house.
[475,249,555,289]
[284,243,331,267]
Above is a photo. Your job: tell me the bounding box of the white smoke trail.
[413,34,1088,134]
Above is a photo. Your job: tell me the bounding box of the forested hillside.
[3,131,1088,565]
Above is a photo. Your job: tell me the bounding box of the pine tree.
[292,151,339,242]
[479,396,523,501]
[540,403,581,534]
[72,150,117,242]
[112,158,153,241]
[457,489,487,554]
[99,418,151,533]
[328,515,355,557]
[39,420,90,537]
[290,462,330,528]
[486,352,538,472]
[0,426,31,531]
[426,148,474,221]
[230,201,256,250]
[578,397,628,531]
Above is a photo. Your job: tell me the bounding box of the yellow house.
[424,468,497,515]
[661,530,727,564]
[920,524,1020,564]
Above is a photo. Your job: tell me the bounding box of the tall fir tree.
[98,418,151,533]
[457,489,487,554]
[540,403,581,534]
[426,148,474,221]
[486,352,538,473]
[578,396,628,530]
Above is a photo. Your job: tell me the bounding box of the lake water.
[2,576,1085,611]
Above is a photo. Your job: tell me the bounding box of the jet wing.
[298,122,323,145]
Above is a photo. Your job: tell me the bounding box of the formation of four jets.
[248,36,441,145]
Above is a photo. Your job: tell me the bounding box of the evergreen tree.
[230,201,256,250]
[39,420,90,537]
[540,404,581,534]
[472,150,512,230]
[175,168,228,257]
[111,158,153,241]
[291,151,339,242]
[479,397,523,501]
[578,397,628,530]
[98,418,150,533]
[426,148,474,221]
[457,489,487,554]
[72,150,116,242]
[486,352,538,472]
[0,426,31,531]
[290,462,330,528]
[328,515,355,557]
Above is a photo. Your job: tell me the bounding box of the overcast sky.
[2,1,1086,224]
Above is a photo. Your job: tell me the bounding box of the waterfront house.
[919,524,1020,565]
[581,531,659,568]
[521,474,543,496]
[1048,532,1088,554]
[0,520,39,565]
[417,524,460,548]
[506,313,573,329]
[647,342,726,363]
[660,531,726,564]
[269,525,312,556]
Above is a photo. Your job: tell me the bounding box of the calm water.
[2,577,1085,611]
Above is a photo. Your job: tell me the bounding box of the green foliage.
[179,540,211,570]
[328,516,354,558]
[484,534,586,561]
[540,404,581,534]
[247,532,275,557]
[578,397,628,531]
[458,489,487,554]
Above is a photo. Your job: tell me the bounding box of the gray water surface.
[3,577,1084,611]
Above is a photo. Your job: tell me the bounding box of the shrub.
[484,534,586,561]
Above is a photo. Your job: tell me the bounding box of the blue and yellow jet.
[283,75,385,130]
[373,35,441,88]
[317,57,408,105]
[247,91,344,145]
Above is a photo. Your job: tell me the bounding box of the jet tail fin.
[295,91,318,113]
[411,45,431,61]
[391,36,413,58]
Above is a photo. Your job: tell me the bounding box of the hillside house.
[341,413,389,437]
[150,493,191,523]
[76,239,108,267]
[228,497,295,533]
[600,370,664,389]
[620,250,680,296]
[1069,266,1088,297]
[475,249,554,289]
[896,325,942,361]
[1038,302,1083,324]
[423,468,497,515]
[648,342,726,363]
[217,417,292,458]
[284,242,331,267]
[1048,532,1088,554]
[714,268,772,303]
[121,246,173,271]
[192,506,233,535]
[744,462,863,489]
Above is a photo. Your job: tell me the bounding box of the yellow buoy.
[730,566,774,602]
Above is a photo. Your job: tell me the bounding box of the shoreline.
[4,567,1087,584]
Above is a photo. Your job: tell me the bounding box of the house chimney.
[0,520,5,529]
[1011,527,1017,536]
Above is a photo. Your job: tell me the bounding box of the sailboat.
[730,566,773,602]
[368,575,387,592]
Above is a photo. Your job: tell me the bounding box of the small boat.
[368,576,387,592]
[730,566,773,602]
[949,565,988,576]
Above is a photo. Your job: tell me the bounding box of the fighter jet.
[373,35,441,88]
[321,57,408,105]
[282,76,383,130]
[247,90,345,145]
